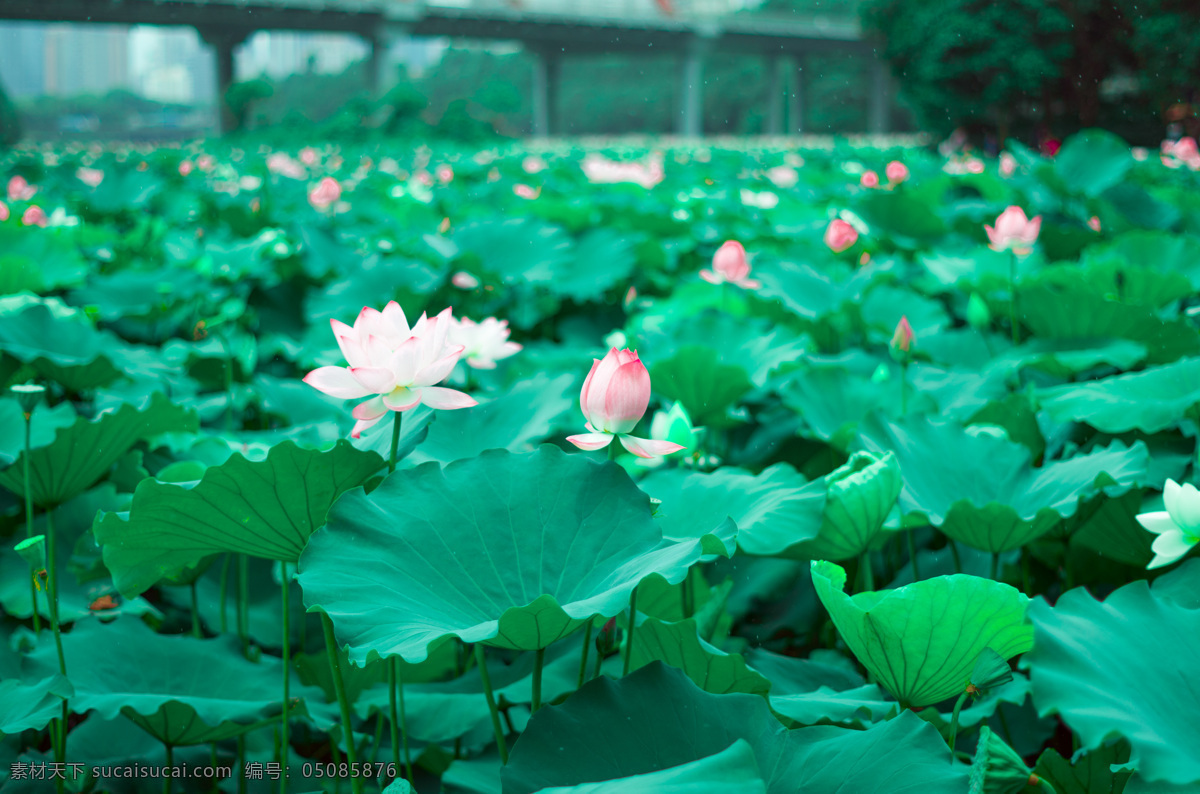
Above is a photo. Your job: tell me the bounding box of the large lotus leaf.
[649,346,754,430]
[534,740,768,794]
[502,663,966,794]
[0,293,124,391]
[629,615,771,696]
[639,463,825,556]
[793,451,902,561]
[857,413,1149,539]
[1033,743,1133,794]
[0,675,73,734]
[811,562,1034,708]
[68,266,218,322]
[95,439,382,597]
[779,365,910,449]
[20,618,296,745]
[0,392,197,507]
[1152,558,1200,610]
[0,225,87,296]
[992,337,1149,377]
[0,397,76,467]
[1070,489,1155,567]
[1018,285,1200,365]
[452,217,573,286]
[854,191,947,247]
[769,684,896,728]
[1023,579,1200,786]
[745,648,866,694]
[550,228,639,302]
[755,260,869,320]
[1038,358,1200,433]
[1054,129,1133,197]
[1089,230,1200,288]
[298,446,736,663]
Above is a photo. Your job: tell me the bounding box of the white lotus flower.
[1136,479,1200,569]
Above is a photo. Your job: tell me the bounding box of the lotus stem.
[163,743,174,794]
[623,589,638,676]
[1009,252,1020,345]
[320,611,363,794]
[236,735,247,794]
[389,656,412,782]
[369,710,383,765]
[1021,549,1033,594]
[592,637,604,681]
[218,554,231,633]
[607,440,620,461]
[900,361,909,415]
[858,550,874,592]
[577,621,593,689]
[532,647,546,712]
[388,411,402,474]
[45,507,68,775]
[476,644,508,764]
[681,571,695,618]
[947,691,968,762]
[991,551,1001,582]
[279,562,291,791]
[190,582,202,638]
[22,414,40,634]
[906,529,920,582]
[949,540,962,574]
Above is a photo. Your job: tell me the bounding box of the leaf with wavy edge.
[0,392,197,507]
[298,446,736,663]
[0,293,122,390]
[811,561,1033,708]
[629,616,770,697]
[1038,357,1200,434]
[535,740,767,794]
[0,675,73,734]
[1023,579,1200,786]
[95,439,382,597]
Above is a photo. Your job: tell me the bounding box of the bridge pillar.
[530,49,561,138]
[678,36,709,137]
[365,23,410,97]
[766,54,786,135]
[868,54,891,134]
[197,27,250,135]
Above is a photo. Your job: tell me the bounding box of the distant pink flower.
[309,177,342,210]
[824,219,859,253]
[522,155,547,174]
[700,240,760,290]
[451,271,480,289]
[178,160,194,176]
[436,165,454,184]
[76,167,104,187]
[448,316,522,369]
[513,183,540,200]
[303,302,476,438]
[1164,138,1200,169]
[0,202,8,222]
[7,176,36,202]
[860,171,879,188]
[891,315,914,354]
[581,154,664,189]
[1087,216,1101,232]
[885,161,909,184]
[267,152,305,179]
[566,348,685,459]
[766,165,799,188]
[415,170,433,186]
[859,251,871,266]
[196,155,215,171]
[299,147,318,166]
[21,206,47,227]
[986,206,1041,254]
[999,153,1017,177]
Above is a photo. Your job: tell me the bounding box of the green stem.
[858,550,875,592]
[45,507,67,771]
[531,647,546,713]
[389,411,403,474]
[681,571,694,618]
[237,555,249,657]
[900,361,909,415]
[279,562,291,790]
[592,636,604,680]
[906,529,920,582]
[190,582,202,638]
[577,622,593,689]
[991,551,1000,582]
[236,735,246,794]
[1035,778,1058,794]
[947,691,968,762]
[390,656,412,782]
[607,439,620,461]
[321,612,362,794]
[1021,548,1033,594]
[1009,252,1021,345]
[623,589,638,676]
[949,540,962,574]
[369,710,383,766]
[218,554,231,633]
[163,743,174,794]
[476,644,508,765]
[23,416,40,634]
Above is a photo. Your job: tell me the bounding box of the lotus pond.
[0,130,1198,793]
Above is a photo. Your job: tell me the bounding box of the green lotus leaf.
[770,684,896,728]
[969,725,1035,794]
[1070,489,1155,567]
[811,561,1033,708]
[779,364,909,449]
[298,446,736,663]
[0,225,87,296]
[794,451,902,561]
[745,648,866,694]
[1023,579,1200,786]
[0,293,123,391]
[649,346,754,430]
[0,675,73,734]
[1151,559,1200,610]
[992,337,1149,377]
[639,463,825,556]
[95,439,382,597]
[502,663,967,794]
[1088,230,1200,288]
[0,392,197,508]
[1033,742,1133,794]
[1038,357,1200,433]
[1054,129,1133,197]
[551,227,639,302]
[534,740,767,793]
[857,413,1149,552]
[855,191,948,247]
[754,259,866,321]
[629,615,771,696]
[452,217,573,286]
[20,618,304,745]
[0,397,76,467]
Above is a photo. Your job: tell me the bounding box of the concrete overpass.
[0,0,889,136]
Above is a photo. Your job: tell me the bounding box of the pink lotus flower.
[700,240,760,290]
[448,316,522,369]
[436,165,454,184]
[178,160,194,176]
[765,165,799,188]
[309,177,341,210]
[303,302,477,438]
[0,202,8,222]
[891,315,914,354]
[267,152,305,179]
[299,147,318,166]
[860,171,879,188]
[513,183,540,200]
[1088,216,1101,232]
[566,348,685,459]
[885,161,909,184]
[580,154,664,189]
[7,176,36,202]
[451,271,480,289]
[196,155,215,171]
[21,206,47,228]
[986,206,1041,254]
[999,153,1017,178]
[824,219,859,253]
[522,155,547,174]
[76,167,104,187]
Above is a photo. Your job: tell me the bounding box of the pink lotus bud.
[1087,216,1101,232]
[860,171,879,188]
[299,147,318,166]
[624,286,638,308]
[178,160,194,176]
[308,177,342,210]
[7,176,36,202]
[415,170,433,186]
[566,348,685,459]
[891,315,914,354]
[452,271,480,289]
[885,161,909,184]
[513,183,539,200]
[1132,147,1149,161]
[436,165,454,184]
[76,167,104,187]
[859,251,871,266]
[439,216,452,233]
[985,206,1041,254]
[700,240,760,290]
[0,201,8,222]
[21,206,47,228]
[824,219,859,253]
[999,152,1017,177]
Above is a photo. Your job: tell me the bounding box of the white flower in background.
[448,316,522,369]
[1136,479,1200,569]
